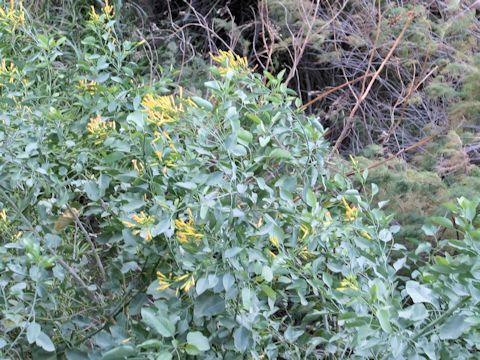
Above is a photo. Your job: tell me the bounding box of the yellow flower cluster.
[77,80,98,95]
[89,0,114,22]
[86,115,115,146]
[210,50,249,75]
[122,211,155,241]
[0,59,17,84]
[0,209,7,221]
[266,235,280,258]
[324,211,333,226]
[297,246,314,261]
[142,93,183,126]
[0,0,24,30]
[153,130,177,152]
[342,197,358,221]
[175,208,203,244]
[87,114,115,141]
[157,271,195,294]
[152,130,177,166]
[360,230,372,240]
[336,274,359,291]
[300,224,309,241]
[269,235,280,248]
[131,159,144,175]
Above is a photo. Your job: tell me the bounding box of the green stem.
[411,296,471,341]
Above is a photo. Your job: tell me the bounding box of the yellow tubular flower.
[87,114,115,136]
[336,274,359,291]
[130,211,154,225]
[256,217,263,229]
[269,235,280,249]
[102,0,114,18]
[324,211,332,226]
[154,150,163,161]
[175,209,203,244]
[175,273,190,281]
[342,197,358,221]
[122,220,135,228]
[0,59,17,84]
[0,209,7,221]
[179,274,195,293]
[349,154,358,167]
[145,229,152,242]
[164,160,176,168]
[89,6,100,21]
[123,212,155,241]
[0,0,24,28]
[77,80,98,95]
[210,50,249,75]
[131,159,144,174]
[267,249,277,258]
[360,231,372,240]
[157,272,171,291]
[300,224,310,241]
[142,94,182,126]
[298,246,313,260]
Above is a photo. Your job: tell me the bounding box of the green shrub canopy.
[0,2,479,359]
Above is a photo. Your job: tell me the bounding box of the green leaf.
[376,307,392,333]
[137,339,162,349]
[261,266,273,283]
[184,344,200,356]
[430,216,453,228]
[238,129,253,145]
[141,308,175,338]
[196,277,209,295]
[27,322,41,344]
[156,352,173,360]
[101,345,136,360]
[234,327,251,352]
[305,187,317,208]
[393,257,406,272]
[223,273,235,290]
[405,281,435,304]
[270,148,292,160]
[439,314,470,340]
[66,350,89,360]
[230,144,247,157]
[284,326,304,343]
[175,182,197,190]
[398,304,428,322]
[458,197,478,222]
[378,229,392,242]
[194,294,225,317]
[224,247,243,258]
[260,284,276,301]
[126,111,146,131]
[84,181,100,201]
[36,332,55,352]
[187,332,210,352]
[191,96,213,110]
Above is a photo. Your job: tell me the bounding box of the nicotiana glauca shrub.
[0,1,479,359]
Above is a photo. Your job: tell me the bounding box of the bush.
[0,2,479,359]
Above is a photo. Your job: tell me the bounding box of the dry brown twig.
[382,65,439,145]
[327,11,415,160]
[300,74,370,111]
[284,0,346,86]
[345,133,437,177]
[66,204,107,283]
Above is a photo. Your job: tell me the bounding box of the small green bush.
[0,2,479,359]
